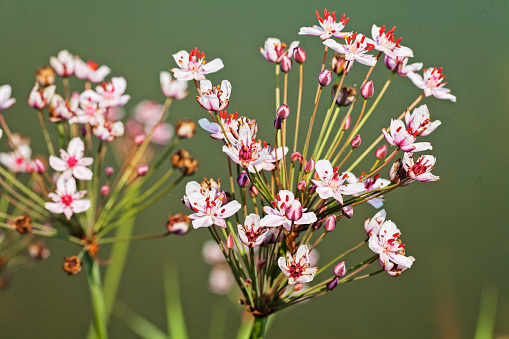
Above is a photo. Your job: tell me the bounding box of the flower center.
[61,194,73,207]
[67,156,78,168]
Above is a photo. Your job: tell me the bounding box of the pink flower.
[186,188,241,229]
[49,137,94,180]
[160,71,188,100]
[382,119,432,153]
[0,144,34,173]
[69,92,106,126]
[74,59,111,83]
[260,190,317,231]
[278,245,319,285]
[366,25,413,60]
[171,48,224,81]
[48,94,75,122]
[196,80,231,112]
[405,104,441,137]
[260,38,300,63]
[407,67,456,102]
[27,83,55,110]
[0,85,16,110]
[345,172,390,209]
[364,209,387,237]
[384,55,422,77]
[93,115,125,142]
[299,9,350,41]
[324,33,377,66]
[50,50,75,77]
[45,175,91,220]
[222,120,269,169]
[83,77,131,108]
[311,159,365,204]
[238,214,268,248]
[402,153,439,183]
[250,146,288,173]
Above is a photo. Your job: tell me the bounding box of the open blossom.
[250,146,288,173]
[260,38,300,63]
[311,159,365,204]
[407,67,456,102]
[238,214,268,248]
[160,71,188,100]
[0,144,34,173]
[364,209,387,237]
[199,111,243,140]
[186,188,241,229]
[48,94,76,122]
[196,80,231,112]
[382,119,432,153]
[260,190,317,231]
[93,115,125,142]
[28,83,55,109]
[171,48,224,81]
[222,119,269,169]
[324,33,377,66]
[182,179,221,209]
[74,59,111,83]
[299,9,350,41]
[0,85,16,110]
[402,152,439,182]
[345,172,390,209]
[69,92,106,126]
[50,50,75,77]
[405,104,441,137]
[83,77,130,108]
[49,137,93,180]
[384,55,422,77]
[366,24,413,60]
[368,219,415,276]
[45,176,90,220]
[278,245,318,285]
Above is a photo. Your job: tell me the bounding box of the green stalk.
[249,315,268,339]
[84,252,108,339]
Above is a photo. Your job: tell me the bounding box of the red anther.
[396,126,402,133]
[379,25,385,35]
[437,67,443,73]
[332,11,336,21]
[324,8,327,18]
[263,141,267,148]
[277,193,281,201]
[280,202,286,209]
[221,208,225,213]
[374,173,380,181]
[360,35,365,44]
[361,172,366,176]
[201,52,205,59]
[431,68,436,75]
[315,10,323,23]
[87,60,98,71]
[340,13,345,22]
[343,17,349,25]
[393,232,400,237]
[324,11,329,20]
[333,166,339,172]
[352,32,358,40]
[398,243,405,248]
[286,195,289,202]
[101,82,107,90]
[234,111,238,119]
[272,201,277,208]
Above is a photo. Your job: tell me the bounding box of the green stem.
[85,252,108,339]
[249,315,268,339]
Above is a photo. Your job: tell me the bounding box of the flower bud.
[249,184,259,197]
[376,144,388,159]
[280,55,292,73]
[342,206,354,219]
[166,213,190,235]
[34,159,46,173]
[277,104,290,119]
[327,277,338,290]
[308,185,316,194]
[237,171,250,188]
[286,199,303,221]
[304,158,315,173]
[350,134,361,148]
[227,233,234,249]
[333,85,356,107]
[293,47,307,64]
[63,256,82,276]
[313,222,322,230]
[291,152,303,163]
[135,134,145,145]
[341,114,351,130]
[175,119,196,139]
[105,167,114,176]
[361,80,374,99]
[318,69,332,86]
[297,180,307,191]
[258,259,266,269]
[137,164,149,176]
[36,66,55,86]
[334,261,346,277]
[274,117,282,130]
[324,214,336,232]
[294,283,304,291]
[331,53,353,75]
[100,185,110,196]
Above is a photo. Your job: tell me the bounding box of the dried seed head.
[171,149,198,175]
[175,119,196,139]
[14,215,32,234]
[389,158,406,183]
[62,256,82,276]
[28,241,50,260]
[36,66,56,86]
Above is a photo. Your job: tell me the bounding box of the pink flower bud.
[351,134,362,148]
[342,206,354,219]
[105,167,114,176]
[324,214,336,232]
[293,47,307,64]
[34,159,46,173]
[237,171,250,188]
[280,55,292,73]
[249,184,259,197]
[226,233,234,249]
[259,259,266,269]
[137,164,149,176]
[304,158,315,173]
[361,80,374,99]
[274,117,282,130]
[376,144,388,159]
[327,278,338,290]
[100,185,110,196]
[291,152,303,163]
[286,199,303,221]
[294,283,304,291]
[341,114,351,130]
[277,104,290,119]
[334,261,346,277]
[313,222,322,230]
[308,185,316,194]
[135,134,145,145]
[318,69,332,86]
[297,180,307,191]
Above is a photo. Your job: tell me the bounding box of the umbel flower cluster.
[177,8,455,336]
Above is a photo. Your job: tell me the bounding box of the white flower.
[49,137,93,180]
[382,119,432,153]
[278,245,319,285]
[186,188,241,229]
[259,38,299,63]
[238,214,268,248]
[83,77,130,108]
[345,172,390,209]
[0,85,16,110]
[299,10,350,41]
[402,153,439,183]
[74,59,111,83]
[27,83,55,110]
[323,33,377,66]
[45,175,91,220]
[0,144,34,173]
[260,190,316,231]
[364,209,387,237]
[196,80,231,112]
[171,48,224,81]
[405,104,441,137]
[407,67,456,102]
[93,116,125,142]
[160,71,188,100]
[50,50,75,77]
[384,55,422,77]
[366,25,413,60]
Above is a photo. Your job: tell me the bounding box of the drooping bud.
[334,261,346,277]
[294,283,304,291]
[341,114,351,130]
[331,53,353,75]
[351,134,362,148]
[100,185,110,196]
[304,158,315,173]
[62,256,82,276]
[105,167,114,176]
[34,159,46,173]
[280,55,292,73]
[14,215,32,234]
[175,119,196,139]
[297,180,307,191]
[342,206,354,219]
[286,199,303,221]
[293,47,307,64]
[277,104,290,119]
[135,134,145,145]
[318,69,332,86]
[28,241,50,260]
[36,66,56,86]
[237,171,250,188]
[137,164,149,176]
[274,117,282,130]
[324,214,336,232]
[332,85,356,107]
[249,184,259,197]
[291,152,303,163]
[226,233,234,249]
[166,213,190,235]
[327,277,339,290]
[376,144,388,159]
[361,80,374,99]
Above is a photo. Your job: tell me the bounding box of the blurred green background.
[0,0,508,338]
